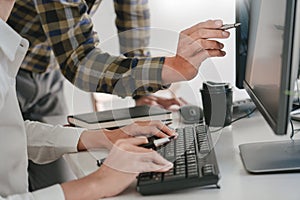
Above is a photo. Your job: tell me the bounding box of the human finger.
[149,120,176,137]
[147,153,173,172]
[115,137,152,153]
[142,160,173,172]
[194,39,224,51]
[155,98,180,109]
[182,19,224,35]
[126,120,175,138]
[189,29,230,40]
[205,49,227,57]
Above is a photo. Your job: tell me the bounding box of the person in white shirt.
[0,1,175,199]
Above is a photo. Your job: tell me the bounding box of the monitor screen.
[239,0,300,173]
[244,0,299,135]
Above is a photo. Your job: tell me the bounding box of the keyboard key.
[202,164,216,176]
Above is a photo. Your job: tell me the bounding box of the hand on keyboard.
[103,137,173,173]
[120,120,176,138]
[93,137,173,198]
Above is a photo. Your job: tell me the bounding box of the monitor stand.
[239,139,300,173]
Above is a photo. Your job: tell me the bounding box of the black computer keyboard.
[136,124,221,195]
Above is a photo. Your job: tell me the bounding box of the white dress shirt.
[0,19,84,199]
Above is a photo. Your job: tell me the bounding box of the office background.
[64,0,239,114]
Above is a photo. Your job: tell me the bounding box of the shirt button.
[147,86,153,92]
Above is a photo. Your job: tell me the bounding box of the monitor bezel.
[235,0,249,89]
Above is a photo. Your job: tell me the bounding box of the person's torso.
[0,20,30,196]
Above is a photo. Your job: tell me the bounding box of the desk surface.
[63,112,300,200]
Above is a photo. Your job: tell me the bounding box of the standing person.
[10,0,184,121]
[0,1,176,199]
[8,0,229,191]
[8,0,229,121]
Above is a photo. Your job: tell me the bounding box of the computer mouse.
[179,105,204,124]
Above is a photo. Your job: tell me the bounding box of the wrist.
[162,57,177,84]
[77,130,112,151]
[163,56,197,83]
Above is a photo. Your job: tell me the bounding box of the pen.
[220,23,241,30]
[139,135,175,149]
[96,158,106,167]
[165,121,172,126]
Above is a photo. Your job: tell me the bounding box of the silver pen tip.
[235,23,242,27]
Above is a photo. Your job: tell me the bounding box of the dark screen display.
[245,0,286,122]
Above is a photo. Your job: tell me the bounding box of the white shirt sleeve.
[25,120,85,164]
[0,185,65,200]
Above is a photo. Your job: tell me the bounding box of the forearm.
[77,129,114,151]
[35,0,166,97]
[61,165,136,199]
[61,172,104,200]
[73,51,167,97]
[25,120,83,164]
[162,56,197,84]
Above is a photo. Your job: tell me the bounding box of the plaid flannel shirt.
[8,0,168,97]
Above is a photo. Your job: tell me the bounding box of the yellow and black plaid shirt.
[8,0,167,97]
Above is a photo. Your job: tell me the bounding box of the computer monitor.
[235,0,250,89]
[239,0,300,173]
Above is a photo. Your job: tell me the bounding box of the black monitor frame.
[239,0,300,173]
[235,0,250,89]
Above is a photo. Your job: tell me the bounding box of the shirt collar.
[0,19,23,61]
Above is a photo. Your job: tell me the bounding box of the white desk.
[63,112,300,200]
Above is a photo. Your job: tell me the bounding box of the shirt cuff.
[131,57,170,96]
[32,184,65,200]
[52,126,86,156]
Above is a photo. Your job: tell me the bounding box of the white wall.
[65,0,242,113]
[148,0,237,107]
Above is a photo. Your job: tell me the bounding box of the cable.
[208,108,257,133]
[297,79,300,106]
[290,119,295,139]
[289,119,300,139]
[230,108,257,125]
[291,79,300,111]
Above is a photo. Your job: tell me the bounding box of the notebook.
[67,105,172,129]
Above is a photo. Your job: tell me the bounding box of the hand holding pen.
[97,122,176,167]
[138,135,176,150]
